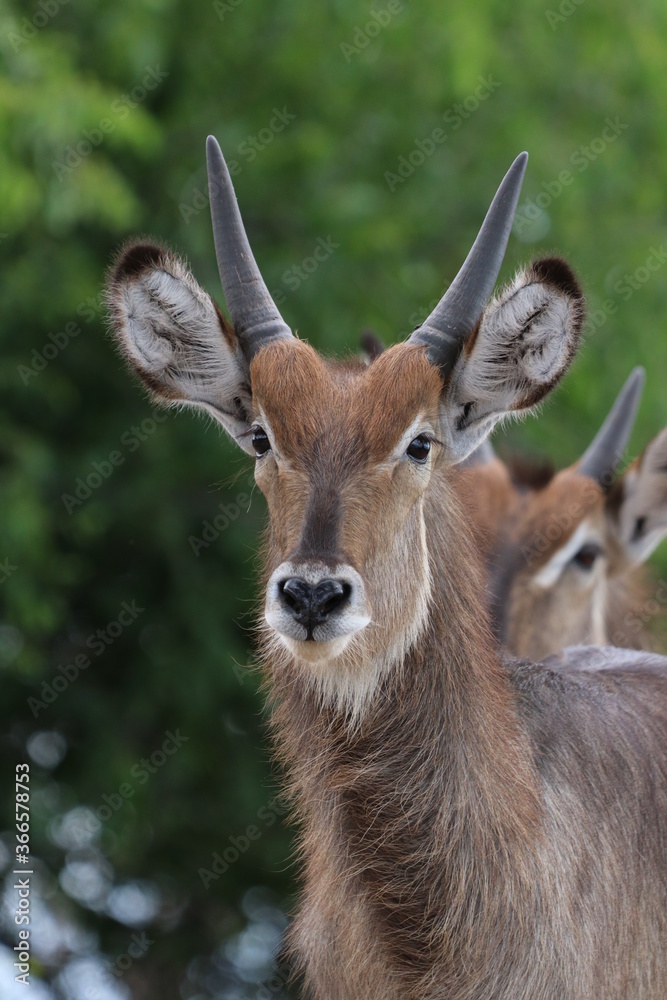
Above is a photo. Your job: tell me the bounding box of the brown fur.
[246,342,667,999]
[458,459,665,658]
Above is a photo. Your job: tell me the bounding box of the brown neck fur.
[262,472,543,998]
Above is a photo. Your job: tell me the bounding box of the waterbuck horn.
[206,135,293,360]
[408,151,528,371]
[578,366,646,487]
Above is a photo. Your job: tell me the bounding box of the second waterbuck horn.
[107,137,667,1000]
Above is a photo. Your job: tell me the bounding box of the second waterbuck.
[107,139,667,1000]
[455,367,667,658]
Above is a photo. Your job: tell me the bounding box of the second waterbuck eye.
[406,435,431,464]
[252,427,271,457]
[572,543,602,570]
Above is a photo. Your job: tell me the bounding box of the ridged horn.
[578,367,646,487]
[206,135,293,360]
[408,152,528,372]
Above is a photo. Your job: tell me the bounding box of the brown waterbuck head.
[453,370,667,659]
[107,138,583,711]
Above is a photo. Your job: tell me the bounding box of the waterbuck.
[107,138,667,999]
[453,368,667,658]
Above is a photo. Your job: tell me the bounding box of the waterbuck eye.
[572,543,602,570]
[406,435,431,464]
[252,426,271,457]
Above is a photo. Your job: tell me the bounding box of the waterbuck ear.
[438,257,584,464]
[610,428,667,564]
[360,330,385,364]
[106,242,254,454]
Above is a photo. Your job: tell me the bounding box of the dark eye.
[406,435,431,464]
[572,543,602,570]
[252,426,271,457]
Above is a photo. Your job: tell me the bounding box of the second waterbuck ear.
[106,242,255,454]
[611,428,667,564]
[439,257,584,463]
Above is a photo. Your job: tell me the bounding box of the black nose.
[279,577,350,638]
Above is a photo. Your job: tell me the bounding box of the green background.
[1,1,667,996]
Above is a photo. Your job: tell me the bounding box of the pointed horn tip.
[504,151,528,187]
[629,365,646,388]
[577,366,646,485]
[617,366,646,406]
[407,151,530,362]
[206,135,225,167]
[606,365,646,420]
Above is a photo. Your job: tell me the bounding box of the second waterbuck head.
[454,367,667,658]
[107,139,667,999]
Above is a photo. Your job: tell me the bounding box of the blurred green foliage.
[1,0,667,995]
